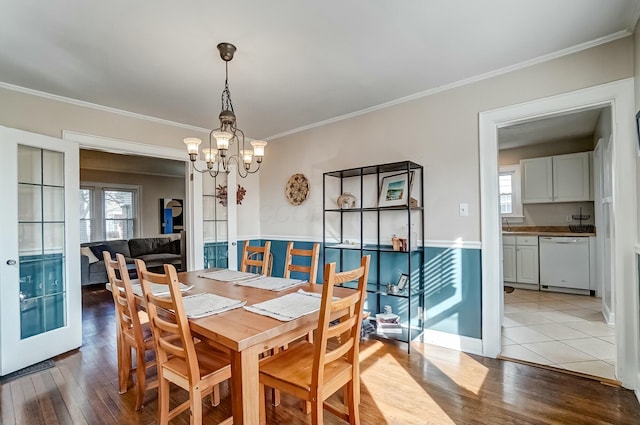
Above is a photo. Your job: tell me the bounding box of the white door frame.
[479,78,638,390]
[62,131,202,270]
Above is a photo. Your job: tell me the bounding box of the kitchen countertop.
[502,226,596,237]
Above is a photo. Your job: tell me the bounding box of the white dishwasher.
[539,236,590,292]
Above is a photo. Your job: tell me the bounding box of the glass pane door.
[203,174,229,268]
[0,127,80,376]
[18,145,66,339]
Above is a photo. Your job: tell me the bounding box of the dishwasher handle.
[540,237,588,244]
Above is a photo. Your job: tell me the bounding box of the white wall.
[260,37,634,243]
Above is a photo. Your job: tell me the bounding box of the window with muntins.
[80,183,140,241]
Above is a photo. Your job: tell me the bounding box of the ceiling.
[498,108,606,150]
[80,150,185,177]
[1,1,638,141]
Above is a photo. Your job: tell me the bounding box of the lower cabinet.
[503,235,539,290]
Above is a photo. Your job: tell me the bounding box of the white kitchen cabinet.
[521,157,553,203]
[502,241,516,282]
[521,152,591,203]
[553,152,590,202]
[503,235,539,289]
[516,245,539,284]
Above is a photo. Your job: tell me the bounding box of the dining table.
[176,269,357,425]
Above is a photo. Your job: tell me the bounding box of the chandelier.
[184,42,267,178]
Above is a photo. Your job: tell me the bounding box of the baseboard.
[420,329,483,356]
[602,301,615,325]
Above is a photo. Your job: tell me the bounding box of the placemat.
[181,293,246,318]
[243,289,323,321]
[130,282,194,297]
[198,269,261,282]
[235,276,307,291]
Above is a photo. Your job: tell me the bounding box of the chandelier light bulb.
[202,148,217,164]
[213,131,232,151]
[250,140,267,158]
[240,149,253,164]
[183,137,202,155]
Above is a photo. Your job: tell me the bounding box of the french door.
[191,165,237,271]
[0,127,81,375]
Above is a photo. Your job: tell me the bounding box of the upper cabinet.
[521,156,553,203]
[521,152,591,204]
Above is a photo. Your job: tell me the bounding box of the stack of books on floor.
[375,313,402,334]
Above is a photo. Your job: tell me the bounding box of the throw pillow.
[89,244,118,261]
[80,246,100,264]
[170,239,181,255]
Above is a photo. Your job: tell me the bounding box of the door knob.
[6,259,16,265]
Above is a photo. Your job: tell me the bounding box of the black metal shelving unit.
[322,161,424,353]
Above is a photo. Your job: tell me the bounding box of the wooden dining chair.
[240,240,272,276]
[258,255,371,425]
[104,252,157,411]
[135,260,232,425]
[283,241,320,284]
[267,241,321,408]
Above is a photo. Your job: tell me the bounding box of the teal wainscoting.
[241,239,483,340]
[423,246,481,339]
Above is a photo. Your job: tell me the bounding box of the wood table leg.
[230,345,262,425]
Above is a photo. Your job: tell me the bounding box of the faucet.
[502,217,511,232]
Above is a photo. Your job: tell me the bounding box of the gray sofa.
[81,234,185,286]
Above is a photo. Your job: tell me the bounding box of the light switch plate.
[459,203,469,216]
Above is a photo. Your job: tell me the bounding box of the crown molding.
[0,81,209,133]
[266,30,631,141]
[1,28,631,144]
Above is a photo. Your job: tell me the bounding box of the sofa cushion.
[80,246,100,264]
[89,244,118,260]
[170,239,181,255]
[82,240,131,258]
[128,237,174,257]
[137,253,181,267]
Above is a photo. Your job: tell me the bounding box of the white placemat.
[130,282,194,297]
[243,289,323,321]
[198,269,262,282]
[181,293,246,319]
[106,279,140,292]
[235,276,307,291]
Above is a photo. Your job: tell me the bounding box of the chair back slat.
[283,242,320,283]
[240,240,272,276]
[104,252,146,347]
[312,256,370,395]
[136,259,201,382]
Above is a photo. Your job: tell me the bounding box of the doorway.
[496,107,615,379]
[478,79,639,389]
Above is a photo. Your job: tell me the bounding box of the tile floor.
[501,288,616,380]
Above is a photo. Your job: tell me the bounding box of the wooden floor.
[1,285,639,425]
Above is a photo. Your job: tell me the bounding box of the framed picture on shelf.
[378,172,414,207]
[396,273,409,291]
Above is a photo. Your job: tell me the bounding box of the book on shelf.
[376,322,403,334]
[375,313,400,324]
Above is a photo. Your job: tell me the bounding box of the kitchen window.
[499,165,523,222]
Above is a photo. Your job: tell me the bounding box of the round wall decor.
[285,173,310,205]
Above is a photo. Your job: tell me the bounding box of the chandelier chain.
[221,62,234,114]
